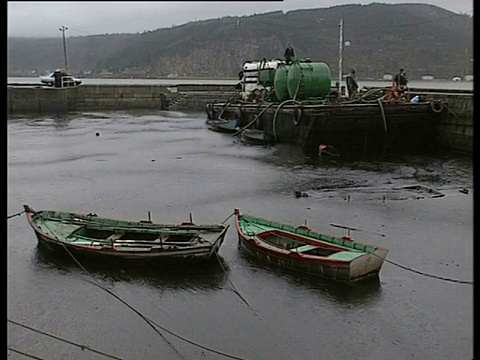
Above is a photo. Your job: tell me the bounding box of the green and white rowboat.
[24,205,229,265]
[234,209,389,283]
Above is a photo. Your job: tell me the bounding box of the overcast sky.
[7,1,473,38]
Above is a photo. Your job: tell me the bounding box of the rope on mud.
[242,219,473,285]
[232,102,274,137]
[376,254,473,285]
[50,226,245,359]
[217,213,261,316]
[7,346,46,360]
[7,319,124,360]
[214,252,261,319]
[39,224,186,360]
[7,210,25,219]
[85,269,246,359]
[221,211,235,224]
[377,98,388,158]
[272,99,301,141]
[443,103,467,122]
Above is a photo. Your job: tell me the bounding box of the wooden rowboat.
[239,128,273,145]
[23,205,229,265]
[234,209,389,283]
[206,118,239,133]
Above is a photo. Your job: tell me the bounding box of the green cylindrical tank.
[287,61,332,100]
[273,64,291,102]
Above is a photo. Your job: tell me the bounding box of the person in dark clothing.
[345,68,359,100]
[394,68,408,88]
[284,44,295,64]
[390,68,408,101]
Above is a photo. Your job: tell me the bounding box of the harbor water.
[7,109,473,359]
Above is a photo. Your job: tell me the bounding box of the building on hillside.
[421,75,435,81]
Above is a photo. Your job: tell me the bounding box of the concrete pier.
[6,83,472,155]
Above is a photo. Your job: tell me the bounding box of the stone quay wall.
[7,83,472,154]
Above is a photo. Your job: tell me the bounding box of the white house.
[421,75,435,81]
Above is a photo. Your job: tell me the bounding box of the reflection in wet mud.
[33,243,229,290]
[237,250,382,306]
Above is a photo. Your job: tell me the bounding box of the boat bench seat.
[290,244,320,253]
[329,251,363,261]
[106,232,125,242]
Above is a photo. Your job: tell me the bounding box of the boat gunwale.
[236,213,387,252]
[234,210,389,267]
[24,205,229,258]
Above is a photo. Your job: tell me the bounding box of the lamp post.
[59,25,69,72]
[338,18,343,94]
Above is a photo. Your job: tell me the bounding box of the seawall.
[7,83,472,155]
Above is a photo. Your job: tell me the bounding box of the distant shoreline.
[8,77,473,91]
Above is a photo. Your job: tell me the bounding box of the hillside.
[7,3,473,80]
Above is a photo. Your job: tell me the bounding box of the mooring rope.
[7,346,45,360]
[443,103,467,122]
[379,255,473,285]
[272,99,301,141]
[7,210,25,219]
[214,251,261,318]
[59,238,249,359]
[221,212,235,224]
[232,102,274,137]
[37,213,246,360]
[243,218,473,285]
[8,319,123,360]
[377,98,388,158]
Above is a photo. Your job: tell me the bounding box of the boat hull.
[206,118,239,133]
[237,233,386,282]
[239,129,273,145]
[234,209,388,283]
[24,205,229,266]
[33,230,226,264]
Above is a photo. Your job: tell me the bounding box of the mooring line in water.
[86,277,247,359]
[85,279,187,360]
[330,223,386,237]
[7,319,124,360]
[57,244,186,360]
[140,316,246,360]
[214,252,261,319]
[7,346,46,360]
[443,103,465,122]
[373,253,473,285]
[85,274,247,359]
[232,103,274,138]
[59,240,246,359]
[221,211,235,224]
[241,219,473,285]
[7,210,25,219]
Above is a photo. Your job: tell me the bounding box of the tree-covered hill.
[7,3,473,80]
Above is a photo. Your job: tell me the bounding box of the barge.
[204,59,447,158]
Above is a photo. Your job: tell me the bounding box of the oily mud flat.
[278,153,473,202]
[8,111,473,360]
